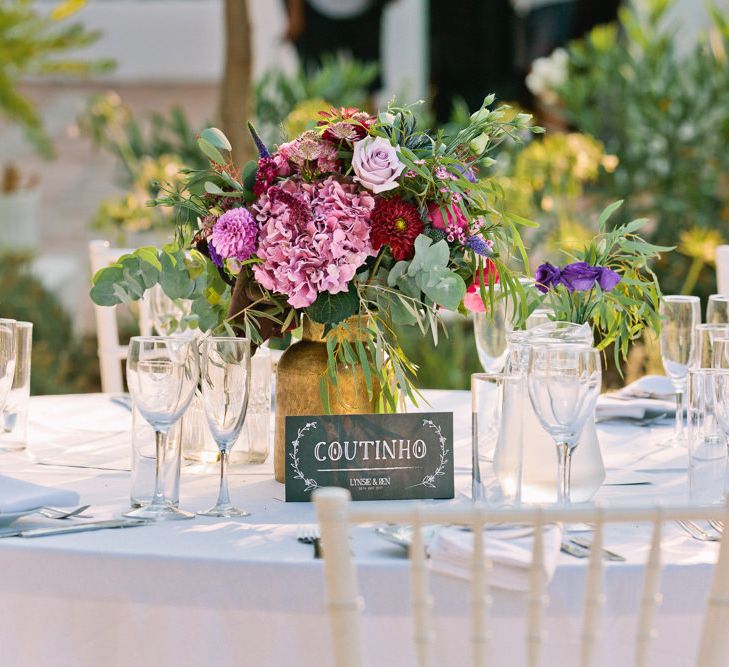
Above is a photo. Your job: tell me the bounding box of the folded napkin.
[0,475,79,514]
[428,524,562,592]
[596,375,675,421]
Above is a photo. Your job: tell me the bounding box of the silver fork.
[297,524,322,559]
[38,505,92,520]
[676,520,721,542]
[708,520,724,535]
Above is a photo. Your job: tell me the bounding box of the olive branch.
[407,418,449,489]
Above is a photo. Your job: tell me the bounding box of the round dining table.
[0,391,717,667]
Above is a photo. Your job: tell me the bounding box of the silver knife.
[0,519,149,539]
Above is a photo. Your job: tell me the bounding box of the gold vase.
[273,317,378,483]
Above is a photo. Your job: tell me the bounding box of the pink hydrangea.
[210,207,258,262]
[252,177,375,308]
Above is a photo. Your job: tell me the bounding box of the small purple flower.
[597,266,621,291]
[211,207,258,262]
[207,239,224,268]
[435,166,448,180]
[559,262,601,292]
[535,262,562,293]
[247,121,270,158]
[454,163,478,183]
[465,235,494,257]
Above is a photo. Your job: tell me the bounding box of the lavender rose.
[351,136,405,193]
[560,262,601,292]
[535,262,562,293]
[596,266,621,291]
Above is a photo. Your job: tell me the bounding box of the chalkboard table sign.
[284,412,454,502]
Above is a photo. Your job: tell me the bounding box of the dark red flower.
[370,197,424,261]
[317,106,375,143]
[253,157,279,197]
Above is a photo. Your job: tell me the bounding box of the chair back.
[88,240,152,393]
[314,487,729,667]
[717,245,729,295]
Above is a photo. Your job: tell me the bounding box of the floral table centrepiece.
[493,202,669,502]
[90,96,544,482]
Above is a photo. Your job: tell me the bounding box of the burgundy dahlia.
[370,197,424,261]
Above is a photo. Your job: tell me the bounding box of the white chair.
[716,245,729,295]
[313,487,729,667]
[88,240,153,393]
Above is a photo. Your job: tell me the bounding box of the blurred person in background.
[284,0,397,94]
[430,0,620,120]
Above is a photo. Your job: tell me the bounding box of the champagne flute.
[198,337,252,517]
[659,295,700,446]
[473,293,510,373]
[527,344,601,504]
[707,294,729,324]
[0,319,17,415]
[124,336,199,521]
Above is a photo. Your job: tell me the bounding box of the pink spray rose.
[351,136,405,193]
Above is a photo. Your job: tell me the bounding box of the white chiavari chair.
[313,487,729,667]
[88,240,153,393]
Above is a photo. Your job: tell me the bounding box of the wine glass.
[659,295,700,446]
[473,295,510,373]
[527,344,601,504]
[149,284,192,336]
[124,336,199,521]
[707,294,729,324]
[0,319,17,415]
[198,337,251,517]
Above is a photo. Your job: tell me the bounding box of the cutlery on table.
[297,524,322,559]
[569,536,626,562]
[561,541,590,559]
[37,505,92,520]
[0,518,149,539]
[709,520,724,535]
[676,520,721,542]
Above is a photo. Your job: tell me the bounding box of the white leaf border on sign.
[407,418,450,489]
[289,421,320,492]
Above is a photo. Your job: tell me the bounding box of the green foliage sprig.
[539,200,671,367]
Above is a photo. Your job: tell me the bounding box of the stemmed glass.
[527,344,601,504]
[0,319,17,415]
[149,284,192,337]
[473,295,510,373]
[198,337,252,518]
[124,336,199,521]
[659,295,700,446]
[706,294,729,324]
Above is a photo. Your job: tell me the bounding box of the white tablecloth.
[0,392,717,667]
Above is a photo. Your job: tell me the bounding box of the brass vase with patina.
[274,316,378,483]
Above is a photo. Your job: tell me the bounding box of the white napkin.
[428,524,562,592]
[596,375,675,421]
[0,475,79,514]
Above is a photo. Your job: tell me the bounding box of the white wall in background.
[50,0,427,101]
